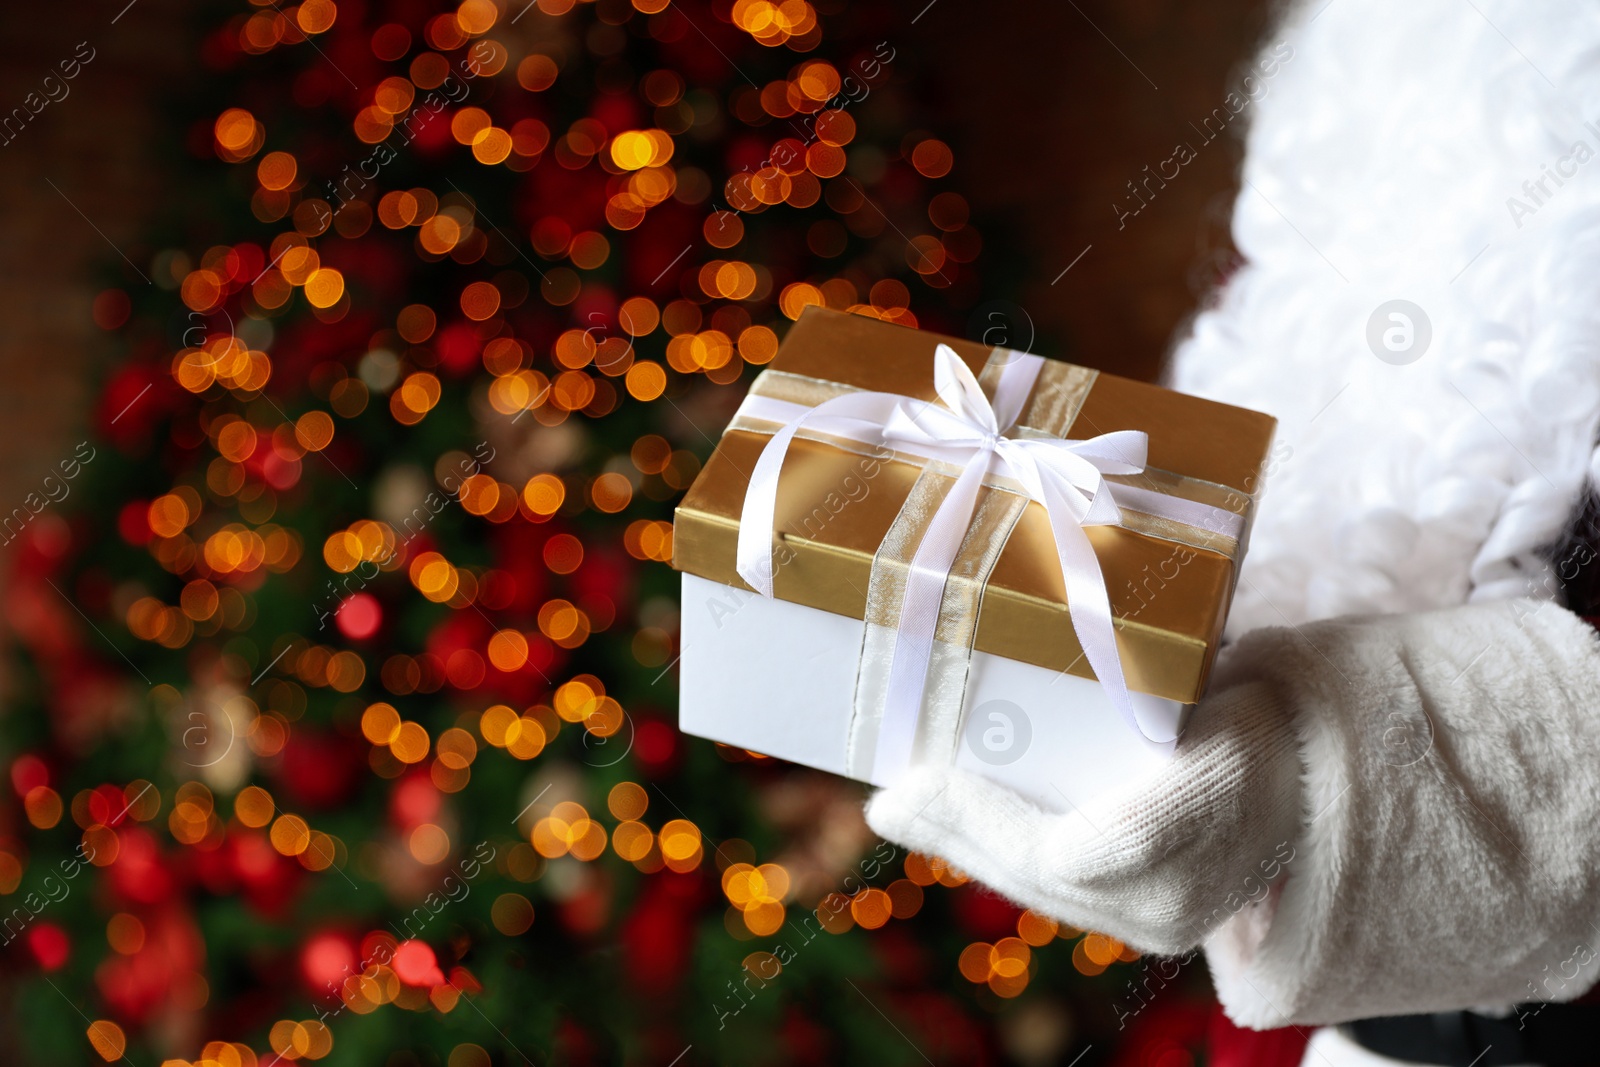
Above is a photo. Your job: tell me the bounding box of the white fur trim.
[1167,0,1600,631]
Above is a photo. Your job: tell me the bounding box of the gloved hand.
[866,652,1306,957]
[866,598,1600,1031]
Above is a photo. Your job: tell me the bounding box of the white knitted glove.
[867,598,1600,1030]
[866,660,1304,957]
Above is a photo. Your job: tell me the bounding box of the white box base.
[679,572,1188,814]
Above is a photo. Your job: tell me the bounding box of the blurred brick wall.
[913,0,1272,381]
[0,0,191,724]
[0,0,189,541]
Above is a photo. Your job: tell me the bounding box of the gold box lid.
[672,307,1277,704]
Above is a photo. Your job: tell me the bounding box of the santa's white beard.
[1167,0,1600,633]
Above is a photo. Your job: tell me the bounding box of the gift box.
[672,307,1276,812]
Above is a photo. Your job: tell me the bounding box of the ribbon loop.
[931,344,1000,433]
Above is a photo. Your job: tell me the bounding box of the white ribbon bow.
[735,343,1178,786]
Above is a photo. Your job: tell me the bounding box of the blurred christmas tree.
[0,0,1215,1064]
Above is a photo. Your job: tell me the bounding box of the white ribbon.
[735,344,1185,784]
